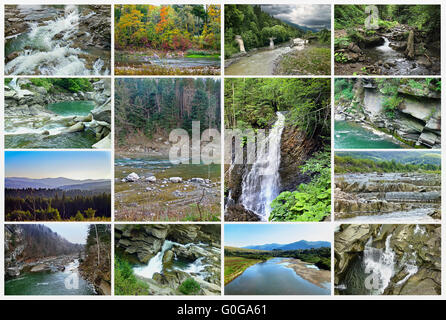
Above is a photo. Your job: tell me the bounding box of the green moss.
[178,278,201,295]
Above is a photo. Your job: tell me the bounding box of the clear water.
[335,121,404,149]
[47,101,95,116]
[224,258,330,295]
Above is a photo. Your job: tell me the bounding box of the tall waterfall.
[240,112,285,221]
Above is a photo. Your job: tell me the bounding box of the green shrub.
[270,148,331,222]
[115,255,150,295]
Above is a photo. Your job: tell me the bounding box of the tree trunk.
[405,30,415,59]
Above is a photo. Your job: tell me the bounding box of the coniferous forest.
[115,78,221,148]
[6,189,111,221]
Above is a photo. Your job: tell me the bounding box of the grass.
[114,254,150,296]
[115,63,220,76]
[114,165,221,222]
[224,256,264,285]
[276,46,331,75]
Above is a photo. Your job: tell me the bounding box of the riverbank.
[224,256,265,285]
[115,49,220,75]
[225,42,330,75]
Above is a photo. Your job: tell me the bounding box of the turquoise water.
[47,101,95,116]
[224,258,330,295]
[335,121,404,149]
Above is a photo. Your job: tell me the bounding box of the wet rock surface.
[115,224,221,295]
[335,172,441,222]
[335,224,441,295]
[335,78,441,148]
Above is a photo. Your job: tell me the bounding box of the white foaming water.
[363,235,395,294]
[240,112,285,221]
[5,7,105,75]
[134,241,212,280]
[133,240,176,279]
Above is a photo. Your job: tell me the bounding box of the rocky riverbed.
[5,78,111,149]
[115,152,221,221]
[5,5,110,75]
[335,172,441,222]
[115,224,221,295]
[335,224,441,295]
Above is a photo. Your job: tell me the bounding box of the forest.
[115,78,221,148]
[224,78,331,222]
[224,247,331,271]
[224,78,330,136]
[79,224,112,295]
[334,5,441,75]
[335,154,441,174]
[5,189,111,221]
[114,5,221,75]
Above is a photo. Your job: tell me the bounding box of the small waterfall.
[8,78,19,91]
[133,240,175,279]
[240,112,285,221]
[363,235,395,294]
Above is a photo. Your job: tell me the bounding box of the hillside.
[5,225,83,264]
[5,177,110,190]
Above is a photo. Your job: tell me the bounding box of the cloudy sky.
[261,5,331,30]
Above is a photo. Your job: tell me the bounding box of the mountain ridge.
[242,240,331,251]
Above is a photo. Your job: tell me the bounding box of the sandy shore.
[278,258,330,288]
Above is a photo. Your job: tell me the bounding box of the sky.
[224,224,332,247]
[5,151,111,180]
[261,5,331,30]
[43,223,90,244]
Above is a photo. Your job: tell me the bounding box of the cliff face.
[336,78,441,148]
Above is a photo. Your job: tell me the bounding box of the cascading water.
[133,241,211,280]
[240,112,285,221]
[5,6,107,75]
[363,235,395,294]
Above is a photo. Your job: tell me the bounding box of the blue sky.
[225,224,332,247]
[5,151,111,180]
[43,223,90,244]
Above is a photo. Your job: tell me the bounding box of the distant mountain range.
[5,177,110,191]
[282,20,320,33]
[243,240,331,251]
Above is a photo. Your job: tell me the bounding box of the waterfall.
[133,240,175,279]
[8,78,19,91]
[363,235,395,294]
[240,112,285,221]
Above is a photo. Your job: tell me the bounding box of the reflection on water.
[224,258,330,295]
